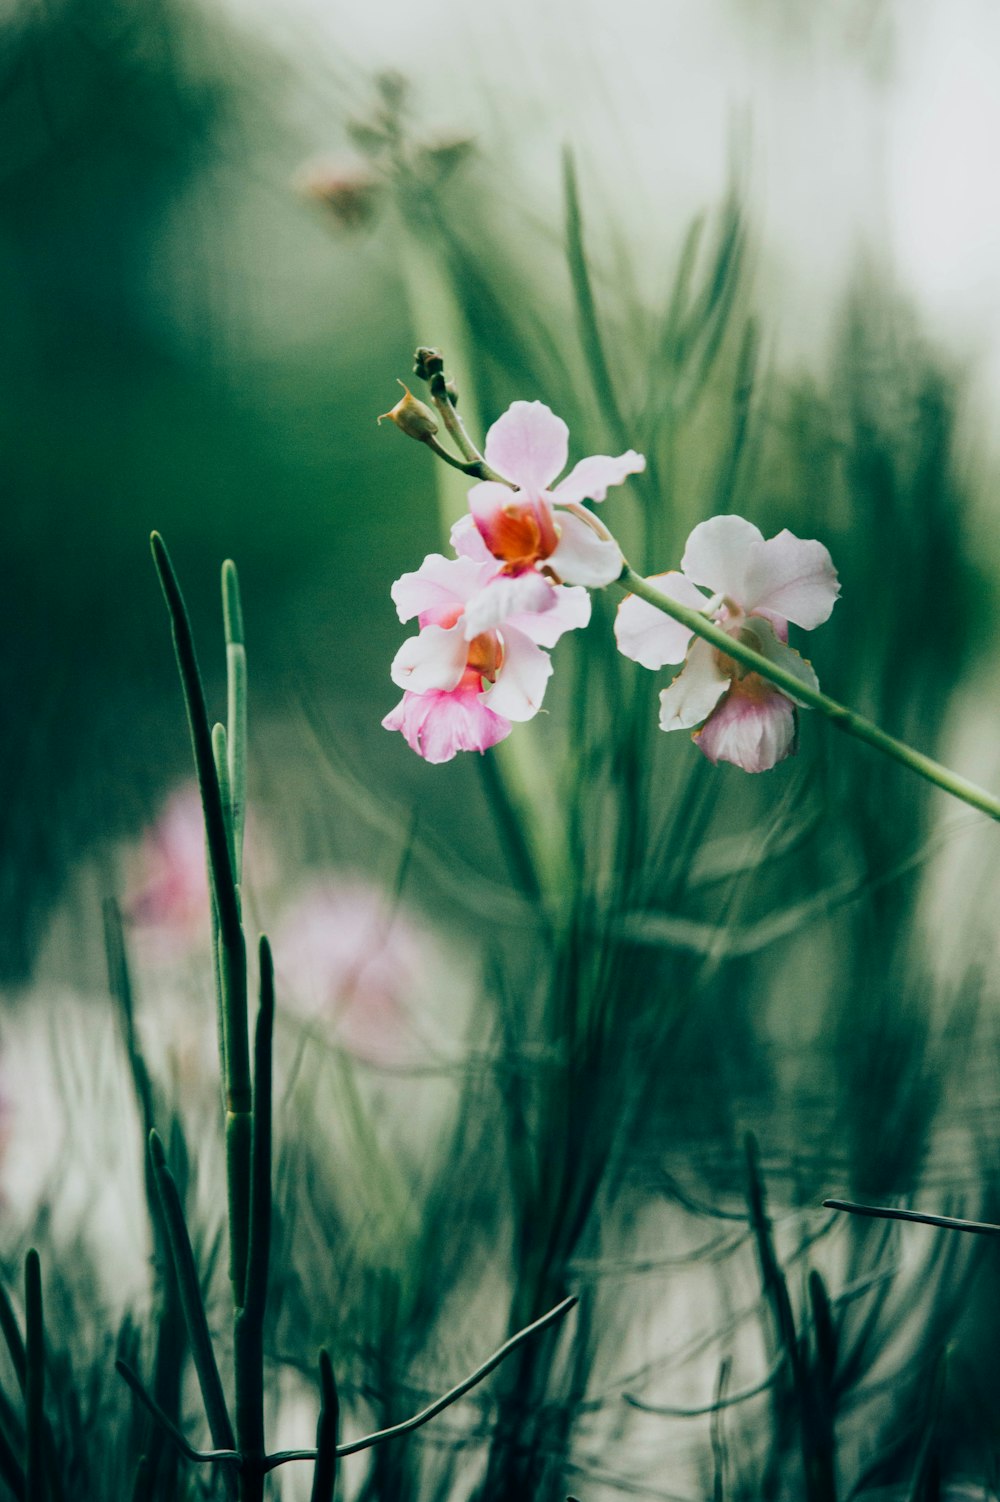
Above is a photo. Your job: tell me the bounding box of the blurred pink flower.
[615,515,839,773]
[457,400,643,587]
[273,879,446,1066]
[125,785,210,943]
[383,551,589,762]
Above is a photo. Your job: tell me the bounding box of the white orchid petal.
[389,624,468,694]
[546,511,622,587]
[483,401,569,492]
[743,530,840,628]
[680,515,765,600]
[390,553,492,623]
[553,449,646,505]
[614,572,706,669]
[658,638,729,732]
[462,573,556,638]
[450,512,493,563]
[508,584,591,647]
[483,627,552,721]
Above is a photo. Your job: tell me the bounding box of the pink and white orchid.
[383,551,590,762]
[462,400,645,588]
[615,515,840,773]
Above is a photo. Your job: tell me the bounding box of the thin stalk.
[222,561,247,882]
[24,1253,44,1502]
[823,1200,1000,1235]
[617,562,1000,822]
[148,1131,237,1482]
[309,1352,339,1502]
[151,535,252,1302]
[234,938,276,1502]
[116,1361,241,1469]
[212,725,238,907]
[264,1295,577,1471]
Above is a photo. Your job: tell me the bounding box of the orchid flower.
[615,515,840,773]
[457,400,645,587]
[383,552,590,762]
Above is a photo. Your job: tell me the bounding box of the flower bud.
[378,381,439,441]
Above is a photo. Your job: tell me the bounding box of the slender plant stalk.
[309,1351,339,1502]
[264,1295,578,1472]
[148,1131,238,1480]
[150,534,253,1303]
[222,560,248,882]
[24,1252,44,1502]
[233,938,276,1502]
[823,1200,1000,1235]
[115,1361,240,1468]
[616,563,1000,822]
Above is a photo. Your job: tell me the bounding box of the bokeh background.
[5,1,1000,1499]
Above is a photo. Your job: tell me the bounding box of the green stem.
[233,938,276,1502]
[223,561,247,884]
[309,1352,339,1502]
[148,1131,238,1489]
[617,562,1000,823]
[24,1252,44,1502]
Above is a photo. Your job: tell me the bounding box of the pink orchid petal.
[483,401,569,493]
[657,638,730,732]
[694,679,797,773]
[614,572,706,669]
[680,515,765,600]
[450,513,493,562]
[507,584,591,647]
[383,686,511,763]
[462,572,556,638]
[552,449,646,505]
[391,553,492,623]
[390,623,468,694]
[742,616,819,704]
[546,510,622,587]
[483,626,552,722]
[742,530,840,628]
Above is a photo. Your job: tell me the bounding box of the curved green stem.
[617,563,1000,823]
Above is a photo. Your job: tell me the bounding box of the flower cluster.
[384,391,839,774]
[383,400,645,762]
[615,515,840,772]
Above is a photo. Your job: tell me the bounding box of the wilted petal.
[742,616,819,705]
[450,513,493,562]
[614,571,706,669]
[680,515,764,600]
[390,624,467,694]
[383,686,511,763]
[508,584,591,647]
[694,678,797,773]
[391,553,490,623]
[743,530,840,628]
[547,510,622,587]
[483,401,569,492]
[484,627,552,721]
[463,572,556,638]
[658,638,729,732]
[553,449,646,505]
